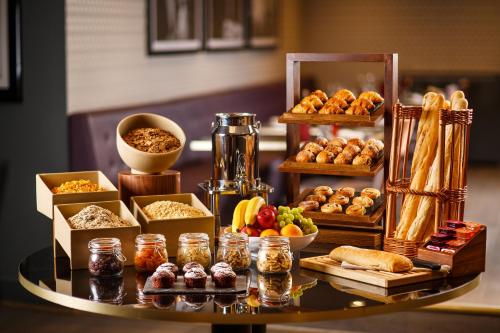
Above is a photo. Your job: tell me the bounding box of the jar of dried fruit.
[256,236,292,274]
[134,234,168,272]
[177,233,211,270]
[88,238,126,277]
[216,233,251,271]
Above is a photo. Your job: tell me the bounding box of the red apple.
[240,226,260,237]
[256,208,276,230]
[261,204,278,217]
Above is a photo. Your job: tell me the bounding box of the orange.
[260,229,280,237]
[280,224,304,237]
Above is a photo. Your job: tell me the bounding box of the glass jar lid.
[259,236,290,248]
[135,233,166,246]
[219,232,248,247]
[88,237,122,252]
[178,232,209,246]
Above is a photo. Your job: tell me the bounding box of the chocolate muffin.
[152,295,176,309]
[214,294,237,308]
[213,268,236,288]
[182,262,204,274]
[151,270,175,289]
[210,262,231,278]
[184,267,207,288]
[156,262,179,281]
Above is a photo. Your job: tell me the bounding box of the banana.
[232,199,249,232]
[244,196,266,226]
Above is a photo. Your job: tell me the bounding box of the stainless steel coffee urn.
[200,113,273,233]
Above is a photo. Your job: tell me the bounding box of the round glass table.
[19,247,479,333]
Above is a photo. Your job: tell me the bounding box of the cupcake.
[184,267,207,288]
[213,268,236,288]
[156,262,179,280]
[151,270,175,289]
[182,262,204,274]
[210,262,231,278]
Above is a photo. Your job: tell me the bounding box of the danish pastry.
[325,97,348,109]
[343,144,361,156]
[319,103,344,114]
[303,142,324,155]
[315,137,329,148]
[359,91,384,103]
[296,150,315,163]
[333,89,356,103]
[316,151,335,164]
[346,204,366,216]
[328,194,349,206]
[321,203,343,214]
[346,138,365,149]
[298,200,320,211]
[352,154,372,166]
[313,186,334,197]
[361,188,381,200]
[352,196,374,208]
[311,90,328,103]
[337,187,355,198]
[360,144,380,159]
[305,194,327,204]
[329,137,347,148]
[351,97,375,110]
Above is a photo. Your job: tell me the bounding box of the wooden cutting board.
[300,255,446,288]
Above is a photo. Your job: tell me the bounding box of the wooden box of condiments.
[131,193,215,256]
[36,171,118,219]
[53,200,141,270]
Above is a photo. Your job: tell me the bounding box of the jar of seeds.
[88,238,126,277]
[177,233,211,270]
[216,233,251,271]
[256,236,292,274]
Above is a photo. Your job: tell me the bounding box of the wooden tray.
[278,102,384,126]
[299,255,446,288]
[143,275,248,295]
[293,188,385,228]
[278,154,383,177]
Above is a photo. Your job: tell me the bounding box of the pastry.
[325,96,348,109]
[321,203,342,213]
[319,103,344,114]
[298,200,320,211]
[365,138,384,151]
[352,154,372,166]
[291,101,315,114]
[358,91,384,103]
[361,188,381,200]
[182,262,204,274]
[329,137,347,148]
[328,194,349,206]
[303,142,324,155]
[352,196,374,208]
[315,151,335,164]
[343,144,361,156]
[184,267,207,288]
[337,187,355,198]
[151,269,175,289]
[156,262,179,281]
[211,262,231,278]
[346,204,366,216]
[302,95,323,110]
[310,90,328,103]
[315,137,329,147]
[334,151,353,165]
[351,97,375,110]
[329,246,413,273]
[313,185,334,197]
[324,144,343,156]
[346,105,369,115]
[360,144,379,159]
[347,138,365,149]
[296,150,315,163]
[333,89,356,103]
[213,268,237,288]
[305,194,327,204]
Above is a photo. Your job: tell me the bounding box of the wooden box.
[53,200,141,270]
[36,171,118,219]
[131,193,215,256]
[305,227,382,254]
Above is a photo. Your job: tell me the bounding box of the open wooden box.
[36,171,118,219]
[131,193,215,255]
[53,200,141,270]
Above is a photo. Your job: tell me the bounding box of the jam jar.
[88,238,126,277]
[216,232,251,271]
[134,234,168,272]
[177,233,211,269]
[256,236,292,274]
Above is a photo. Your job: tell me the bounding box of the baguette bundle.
[329,246,413,273]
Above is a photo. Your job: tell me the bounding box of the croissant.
[291,104,306,114]
[346,105,369,115]
[310,90,328,103]
[333,89,356,103]
[296,100,317,114]
[319,103,344,114]
[302,95,323,109]
[325,97,348,109]
[351,97,375,110]
[359,91,384,103]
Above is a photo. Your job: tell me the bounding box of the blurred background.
[1,0,499,332]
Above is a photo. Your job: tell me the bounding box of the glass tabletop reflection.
[18,247,479,325]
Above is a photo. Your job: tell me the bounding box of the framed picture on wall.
[248,0,278,49]
[148,0,203,54]
[205,0,245,50]
[0,0,22,101]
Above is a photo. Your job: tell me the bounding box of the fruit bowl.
[248,231,319,254]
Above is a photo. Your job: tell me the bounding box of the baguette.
[329,246,413,273]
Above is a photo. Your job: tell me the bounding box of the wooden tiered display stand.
[278,53,398,251]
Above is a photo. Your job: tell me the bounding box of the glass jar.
[89,276,124,304]
[134,234,168,272]
[257,272,292,306]
[256,236,292,274]
[216,233,251,271]
[177,233,211,269]
[88,237,126,277]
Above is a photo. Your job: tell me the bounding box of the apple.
[256,208,276,230]
[240,226,260,237]
[261,204,278,217]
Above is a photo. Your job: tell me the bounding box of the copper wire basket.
[384,102,473,257]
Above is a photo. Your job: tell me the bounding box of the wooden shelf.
[278,103,384,127]
[278,155,383,177]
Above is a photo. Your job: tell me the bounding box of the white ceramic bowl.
[248,231,319,254]
[116,113,186,174]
